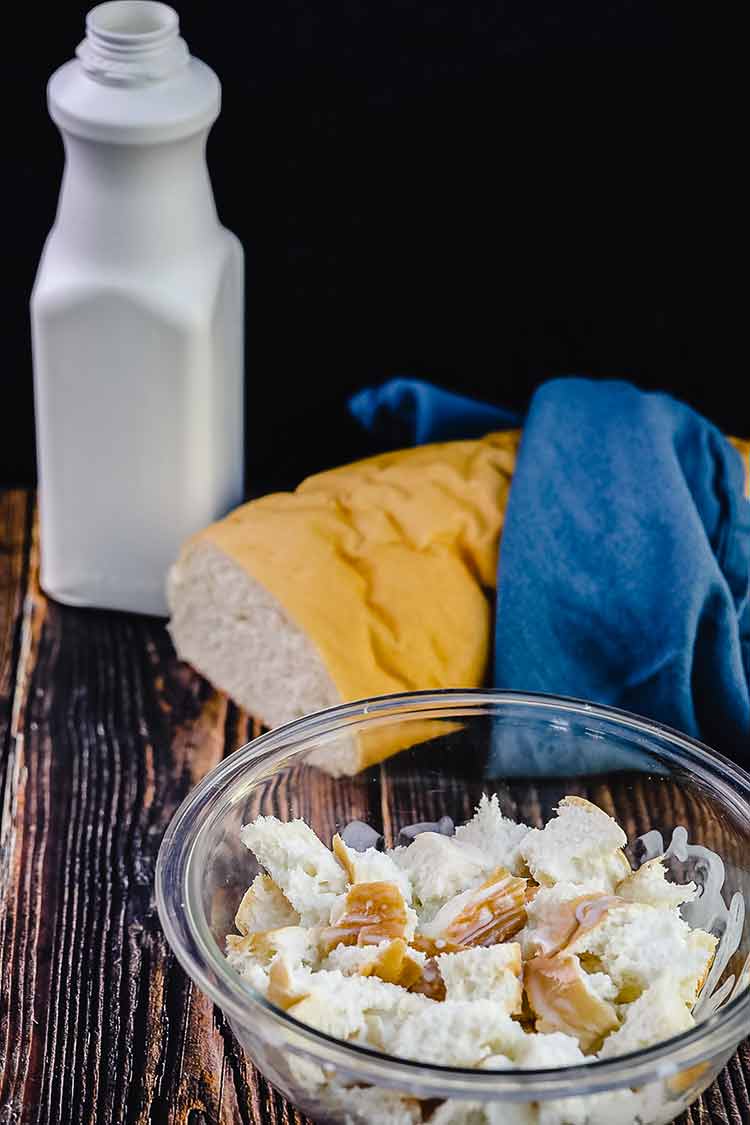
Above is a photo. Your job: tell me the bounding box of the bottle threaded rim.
[77,2,188,84]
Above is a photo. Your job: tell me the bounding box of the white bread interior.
[598,972,695,1059]
[519,796,630,891]
[234,872,300,934]
[438,943,523,1012]
[240,815,347,925]
[168,541,342,727]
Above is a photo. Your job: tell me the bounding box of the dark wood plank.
[0,502,258,1124]
[0,489,33,1118]
[0,490,29,738]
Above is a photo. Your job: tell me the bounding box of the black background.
[2,3,741,491]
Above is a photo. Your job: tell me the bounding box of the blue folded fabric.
[350,376,750,763]
[350,377,520,444]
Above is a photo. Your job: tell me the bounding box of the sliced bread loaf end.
[167,540,343,728]
[167,431,521,775]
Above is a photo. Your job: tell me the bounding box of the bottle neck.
[54,130,220,264]
[77,2,188,86]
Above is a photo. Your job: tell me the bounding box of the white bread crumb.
[226,924,316,977]
[567,901,717,1006]
[519,797,630,891]
[598,972,694,1058]
[537,1099,588,1125]
[324,941,426,977]
[327,887,418,942]
[686,929,720,1001]
[340,1086,422,1125]
[516,881,603,958]
[390,833,486,919]
[437,944,522,1013]
[391,1000,525,1067]
[333,836,413,903]
[241,816,347,925]
[485,1105,537,1125]
[418,868,524,945]
[428,1102,489,1125]
[617,856,698,910]
[479,1055,514,1070]
[285,1052,328,1093]
[516,1031,588,1070]
[287,967,433,1045]
[234,873,300,934]
[534,1087,662,1125]
[454,794,531,876]
[227,948,290,1004]
[584,971,619,1003]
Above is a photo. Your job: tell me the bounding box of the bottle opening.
[78,2,188,84]
[87,2,178,41]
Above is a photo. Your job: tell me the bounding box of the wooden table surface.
[1,489,749,1125]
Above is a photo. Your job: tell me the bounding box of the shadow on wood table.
[1,490,748,1124]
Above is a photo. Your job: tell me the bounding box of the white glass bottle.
[31,2,244,615]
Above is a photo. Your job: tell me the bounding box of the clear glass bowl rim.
[155,689,750,1100]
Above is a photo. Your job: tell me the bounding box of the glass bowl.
[155,691,750,1125]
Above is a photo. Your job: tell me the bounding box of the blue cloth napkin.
[350,377,520,443]
[350,376,750,763]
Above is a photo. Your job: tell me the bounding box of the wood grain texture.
[0,496,307,1125]
[0,490,33,1123]
[0,489,748,1125]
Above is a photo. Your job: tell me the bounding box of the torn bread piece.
[560,1087,668,1125]
[454,794,531,877]
[537,1097,589,1125]
[516,881,606,958]
[437,944,523,1013]
[686,929,721,1001]
[240,816,347,925]
[519,797,630,891]
[234,872,300,935]
[391,999,526,1067]
[284,967,434,1046]
[267,957,314,1010]
[420,868,527,946]
[320,881,418,954]
[228,955,273,998]
[429,1102,491,1125]
[524,951,620,1052]
[324,938,426,988]
[515,1031,588,1070]
[484,1105,537,1125]
[584,971,619,1004]
[616,856,698,911]
[229,954,314,1011]
[566,900,717,1006]
[390,833,487,919]
[226,924,317,976]
[432,1103,543,1125]
[332,833,413,903]
[598,972,695,1059]
[338,1086,422,1125]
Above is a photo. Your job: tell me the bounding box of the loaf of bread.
[169,430,749,777]
[167,431,520,772]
